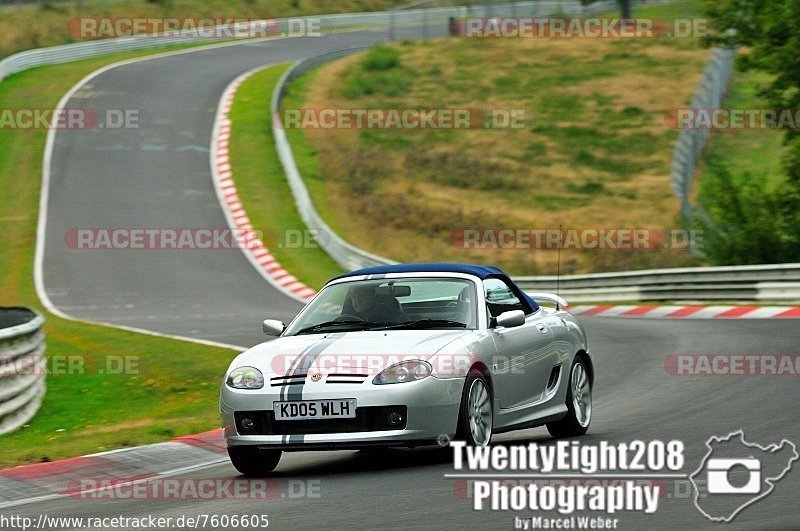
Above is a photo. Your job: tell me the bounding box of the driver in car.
[349,285,405,324]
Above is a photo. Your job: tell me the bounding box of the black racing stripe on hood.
[281,333,345,445]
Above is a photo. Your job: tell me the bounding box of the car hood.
[232,329,471,377]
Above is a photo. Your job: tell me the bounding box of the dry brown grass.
[288,34,711,274]
[0,0,403,60]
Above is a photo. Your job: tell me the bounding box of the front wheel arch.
[455,366,493,446]
[576,350,593,386]
[467,362,493,399]
[547,353,592,438]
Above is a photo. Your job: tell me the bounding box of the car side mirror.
[495,310,526,328]
[262,319,285,336]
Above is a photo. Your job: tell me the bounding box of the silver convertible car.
[221,263,592,475]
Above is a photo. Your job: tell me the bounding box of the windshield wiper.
[377,319,467,330]
[294,319,369,335]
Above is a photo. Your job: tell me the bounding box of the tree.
[703,0,800,183]
[690,1,800,264]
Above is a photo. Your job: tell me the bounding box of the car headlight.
[373,360,432,385]
[226,366,264,389]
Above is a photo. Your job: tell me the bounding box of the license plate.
[273,399,357,420]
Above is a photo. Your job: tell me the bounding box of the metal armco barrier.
[514,264,800,302]
[265,1,798,303]
[671,46,737,214]
[270,1,621,271]
[271,46,397,272]
[0,307,46,435]
[6,1,786,305]
[0,20,269,83]
[0,1,617,84]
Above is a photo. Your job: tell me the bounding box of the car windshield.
[284,277,478,335]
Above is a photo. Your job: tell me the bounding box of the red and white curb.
[568,305,800,319]
[210,67,317,304]
[0,430,227,508]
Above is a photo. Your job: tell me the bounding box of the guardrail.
[0,1,617,84]
[0,21,265,83]
[271,46,398,272]
[270,0,622,271]
[7,1,784,304]
[0,307,46,435]
[671,46,737,215]
[515,264,800,302]
[270,32,799,303]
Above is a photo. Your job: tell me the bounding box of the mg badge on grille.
[310,373,322,382]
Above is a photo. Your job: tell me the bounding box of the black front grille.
[325,373,368,384]
[235,406,407,435]
[270,374,306,387]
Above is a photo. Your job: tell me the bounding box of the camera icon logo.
[706,458,761,494]
[690,431,798,522]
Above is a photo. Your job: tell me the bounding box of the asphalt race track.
[40,26,447,348]
[12,318,800,529]
[33,30,800,529]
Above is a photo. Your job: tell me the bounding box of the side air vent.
[546,365,561,391]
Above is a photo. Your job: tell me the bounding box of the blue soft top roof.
[332,263,539,312]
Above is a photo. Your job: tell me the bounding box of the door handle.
[536,323,548,334]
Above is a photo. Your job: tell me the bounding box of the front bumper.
[221,376,464,448]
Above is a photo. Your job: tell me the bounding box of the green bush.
[361,46,401,71]
[692,161,800,265]
[704,0,800,197]
[343,46,411,99]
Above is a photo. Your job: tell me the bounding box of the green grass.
[633,0,704,19]
[343,46,413,99]
[266,5,711,275]
[698,69,788,188]
[280,69,356,240]
[0,321,234,468]
[0,43,244,468]
[226,64,343,288]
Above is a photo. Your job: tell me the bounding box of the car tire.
[227,446,282,476]
[456,370,493,447]
[547,356,592,438]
